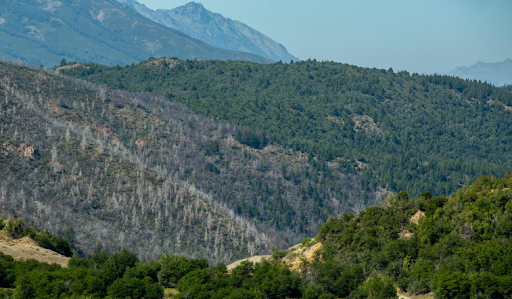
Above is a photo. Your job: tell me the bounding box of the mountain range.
[448,58,512,86]
[116,0,299,62]
[2,56,510,265]
[0,0,510,297]
[0,0,271,67]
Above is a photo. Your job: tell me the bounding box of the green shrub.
[350,277,396,299]
[226,288,256,299]
[159,255,208,288]
[33,231,72,257]
[432,272,471,299]
[101,250,138,285]
[4,218,25,239]
[124,261,161,282]
[107,278,146,298]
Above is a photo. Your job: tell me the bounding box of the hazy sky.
[138,0,512,74]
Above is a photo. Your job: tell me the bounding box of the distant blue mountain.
[0,0,271,67]
[448,59,512,86]
[117,0,299,62]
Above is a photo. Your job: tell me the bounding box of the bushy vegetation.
[2,174,510,298]
[0,248,324,299]
[0,250,163,298]
[1,218,72,257]
[64,59,512,199]
[311,173,512,299]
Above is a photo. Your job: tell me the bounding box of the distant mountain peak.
[157,1,206,12]
[0,0,271,66]
[118,0,299,62]
[448,59,512,86]
[184,2,205,8]
[172,2,211,18]
[166,1,206,12]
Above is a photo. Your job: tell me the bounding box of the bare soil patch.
[0,231,69,267]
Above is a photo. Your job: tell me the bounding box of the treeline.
[0,238,384,299]
[0,249,163,298]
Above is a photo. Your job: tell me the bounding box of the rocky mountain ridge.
[117,0,299,62]
[0,0,271,67]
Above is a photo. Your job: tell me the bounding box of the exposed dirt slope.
[0,231,69,267]
[227,255,272,271]
[226,240,323,272]
[282,241,322,271]
[397,290,435,299]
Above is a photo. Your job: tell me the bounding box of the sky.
[138,0,512,74]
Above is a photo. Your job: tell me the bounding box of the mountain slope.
[0,173,509,298]
[63,59,512,201]
[0,0,271,67]
[448,59,512,86]
[220,174,512,299]
[117,0,299,62]
[313,174,512,299]
[0,61,376,263]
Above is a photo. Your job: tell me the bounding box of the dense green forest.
[1,174,510,299]
[63,59,512,199]
[313,173,512,299]
[504,84,512,93]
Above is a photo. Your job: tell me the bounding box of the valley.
[3,57,512,267]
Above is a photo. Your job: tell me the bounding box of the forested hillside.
[1,174,510,299]
[63,59,512,200]
[312,174,512,299]
[0,61,378,263]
